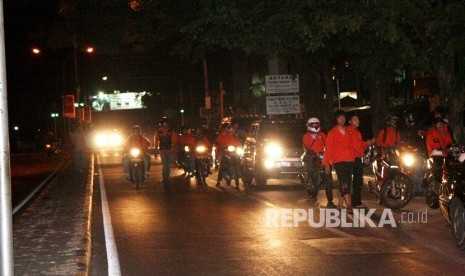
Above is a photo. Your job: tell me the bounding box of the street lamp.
[51,113,59,136]
[180,109,185,126]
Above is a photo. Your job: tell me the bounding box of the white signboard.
[91,92,147,111]
[266,95,300,115]
[265,74,299,94]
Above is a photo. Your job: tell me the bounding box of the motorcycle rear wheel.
[380,174,413,209]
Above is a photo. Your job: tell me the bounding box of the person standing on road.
[154,117,177,190]
[70,121,87,173]
[302,117,335,208]
[347,113,374,209]
[323,110,354,211]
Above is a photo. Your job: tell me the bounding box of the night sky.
[4,0,62,137]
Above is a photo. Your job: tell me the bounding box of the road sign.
[266,95,300,115]
[265,74,299,94]
[62,95,75,118]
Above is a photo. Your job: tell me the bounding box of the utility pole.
[203,59,211,127]
[0,1,14,274]
[220,81,225,119]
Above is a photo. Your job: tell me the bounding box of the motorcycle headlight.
[402,153,415,167]
[184,145,190,152]
[264,143,283,158]
[236,147,244,156]
[196,145,207,153]
[227,145,236,152]
[130,148,141,157]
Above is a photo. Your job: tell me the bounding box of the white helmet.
[307,117,321,132]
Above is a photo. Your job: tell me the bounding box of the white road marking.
[96,155,121,276]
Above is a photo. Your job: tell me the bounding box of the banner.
[62,95,75,118]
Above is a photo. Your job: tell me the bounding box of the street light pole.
[73,34,80,112]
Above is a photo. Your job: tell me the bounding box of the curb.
[75,153,94,276]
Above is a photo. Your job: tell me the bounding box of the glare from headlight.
[95,133,107,147]
[110,134,122,147]
[402,154,415,167]
[130,148,141,157]
[236,147,244,155]
[264,159,274,169]
[227,145,236,152]
[196,145,207,153]
[265,143,283,158]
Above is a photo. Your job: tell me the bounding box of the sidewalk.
[13,156,94,276]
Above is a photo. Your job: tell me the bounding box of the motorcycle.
[194,144,211,185]
[218,145,243,188]
[128,147,145,189]
[44,141,60,157]
[367,145,415,209]
[299,150,332,199]
[431,144,465,249]
[177,145,195,175]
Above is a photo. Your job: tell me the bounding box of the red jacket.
[302,131,326,154]
[426,127,453,156]
[216,132,240,149]
[178,132,195,148]
[376,126,401,147]
[123,134,151,153]
[347,125,367,158]
[323,126,354,166]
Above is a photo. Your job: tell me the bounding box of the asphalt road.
[90,153,465,275]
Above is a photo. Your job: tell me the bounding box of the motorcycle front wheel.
[380,173,413,209]
[425,175,440,209]
[451,199,465,250]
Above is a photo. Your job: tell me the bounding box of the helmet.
[132,125,142,134]
[161,117,169,126]
[385,114,399,128]
[307,117,321,132]
[404,112,415,124]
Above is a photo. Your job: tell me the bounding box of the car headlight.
[95,133,107,147]
[227,145,236,152]
[264,143,283,158]
[196,145,207,153]
[130,148,141,157]
[402,153,415,167]
[109,133,122,147]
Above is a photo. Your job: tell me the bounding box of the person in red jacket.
[123,125,152,179]
[376,114,402,147]
[215,124,240,186]
[323,110,355,211]
[154,117,178,190]
[302,117,335,208]
[347,113,375,208]
[426,117,453,182]
[177,126,196,175]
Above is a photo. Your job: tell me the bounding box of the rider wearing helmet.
[123,125,152,179]
[302,117,335,208]
[215,123,240,187]
[376,114,402,147]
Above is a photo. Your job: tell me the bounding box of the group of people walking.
[303,106,454,211]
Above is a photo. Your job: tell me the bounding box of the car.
[241,119,306,186]
[87,128,124,151]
